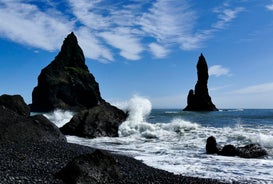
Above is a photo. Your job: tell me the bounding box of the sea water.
[44,96,273,183]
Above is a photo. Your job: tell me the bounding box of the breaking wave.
[115,95,200,139]
[43,109,74,127]
[44,96,273,183]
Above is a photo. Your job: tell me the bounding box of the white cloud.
[68,0,110,30]
[140,0,200,50]
[0,1,73,51]
[68,0,145,60]
[214,83,273,108]
[213,7,245,29]
[209,65,231,77]
[76,28,114,62]
[210,84,232,91]
[266,1,273,11]
[140,1,244,51]
[0,0,246,62]
[149,43,169,58]
[232,82,273,95]
[99,30,143,60]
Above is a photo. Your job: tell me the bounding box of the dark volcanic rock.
[237,144,268,158]
[206,136,221,154]
[30,32,104,112]
[184,54,218,111]
[0,106,66,143]
[219,145,238,157]
[205,136,267,158]
[60,103,127,138]
[30,32,128,139]
[0,94,30,117]
[56,149,120,184]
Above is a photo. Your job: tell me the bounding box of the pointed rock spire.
[54,32,87,70]
[183,54,218,111]
[30,32,104,112]
[197,53,208,83]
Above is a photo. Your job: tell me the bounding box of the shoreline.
[0,141,227,184]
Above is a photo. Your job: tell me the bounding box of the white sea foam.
[115,95,152,123]
[164,110,179,114]
[116,96,202,140]
[43,109,74,127]
[250,133,273,149]
[116,95,154,137]
[46,97,273,183]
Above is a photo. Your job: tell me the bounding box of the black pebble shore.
[0,141,228,184]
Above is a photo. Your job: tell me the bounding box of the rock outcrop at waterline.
[60,102,127,138]
[206,136,268,158]
[30,32,104,112]
[183,54,218,111]
[0,94,66,143]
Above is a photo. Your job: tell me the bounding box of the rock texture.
[205,136,267,158]
[219,145,237,157]
[0,142,224,184]
[205,136,222,154]
[30,32,127,138]
[0,94,30,117]
[56,149,120,184]
[30,32,104,112]
[60,102,127,138]
[237,144,268,158]
[0,95,66,143]
[184,54,218,111]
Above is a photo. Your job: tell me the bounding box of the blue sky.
[1,0,273,109]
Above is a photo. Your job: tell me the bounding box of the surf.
[45,96,273,183]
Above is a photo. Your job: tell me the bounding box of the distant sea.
[44,96,273,183]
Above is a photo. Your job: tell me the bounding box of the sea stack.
[183,54,218,111]
[30,32,127,138]
[30,32,104,112]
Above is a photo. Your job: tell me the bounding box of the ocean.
[44,96,273,183]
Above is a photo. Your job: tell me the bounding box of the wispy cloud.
[266,1,273,11]
[149,43,169,58]
[209,65,231,77]
[99,30,143,60]
[68,0,110,30]
[0,0,245,62]
[140,0,198,50]
[0,1,73,51]
[76,28,114,62]
[67,0,145,60]
[232,82,273,94]
[210,84,232,91]
[213,6,245,29]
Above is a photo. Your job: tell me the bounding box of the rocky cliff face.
[30,32,104,112]
[183,54,218,111]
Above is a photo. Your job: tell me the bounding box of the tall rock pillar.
[183,54,218,111]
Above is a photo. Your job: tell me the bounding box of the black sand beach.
[0,141,226,184]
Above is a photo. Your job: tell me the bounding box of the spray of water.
[114,95,152,137]
[43,109,74,127]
